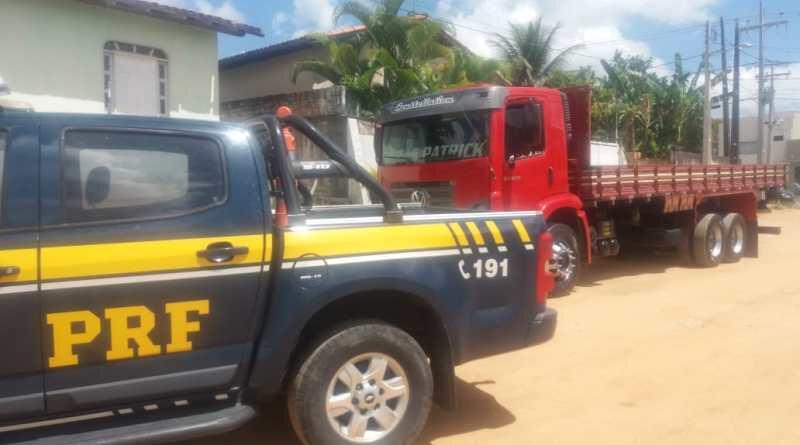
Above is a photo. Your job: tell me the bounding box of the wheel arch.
[538,194,592,264]
[285,289,458,410]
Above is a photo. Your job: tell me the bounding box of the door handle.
[197,242,249,264]
[0,266,19,277]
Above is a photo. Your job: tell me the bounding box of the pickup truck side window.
[506,102,545,159]
[62,130,225,223]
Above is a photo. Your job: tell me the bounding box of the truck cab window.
[506,102,544,159]
[62,131,225,223]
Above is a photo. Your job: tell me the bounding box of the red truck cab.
[379,86,575,210]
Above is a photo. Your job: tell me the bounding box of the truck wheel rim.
[708,224,723,258]
[730,223,745,255]
[326,352,410,443]
[551,240,577,283]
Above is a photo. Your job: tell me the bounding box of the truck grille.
[390,182,454,207]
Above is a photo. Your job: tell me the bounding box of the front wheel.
[547,223,581,297]
[288,322,433,445]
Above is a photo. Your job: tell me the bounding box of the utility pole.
[764,66,791,164]
[757,1,764,163]
[731,19,740,164]
[720,17,730,159]
[739,2,788,163]
[702,20,712,164]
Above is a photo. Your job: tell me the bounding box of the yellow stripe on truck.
[0,248,37,283]
[512,219,532,243]
[485,221,505,245]
[447,223,470,247]
[284,223,458,259]
[464,222,486,246]
[42,234,267,281]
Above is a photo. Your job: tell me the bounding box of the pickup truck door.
[39,117,268,414]
[0,118,43,422]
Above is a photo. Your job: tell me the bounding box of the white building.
[720,113,800,185]
[0,0,261,119]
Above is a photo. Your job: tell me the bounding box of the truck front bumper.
[526,307,557,346]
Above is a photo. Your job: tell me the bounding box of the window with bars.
[103,41,168,117]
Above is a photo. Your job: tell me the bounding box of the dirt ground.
[185,208,800,445]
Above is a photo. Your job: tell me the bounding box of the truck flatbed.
[572,163,786,205]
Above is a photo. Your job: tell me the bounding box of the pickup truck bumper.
[526,307,557,346]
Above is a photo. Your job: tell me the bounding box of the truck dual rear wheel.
[692,214,725,267]
[722,213,747,263]
[547,223,581,296]
[288,322,433,445]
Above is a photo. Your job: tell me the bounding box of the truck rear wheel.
[722,213,746,263]
[692,214,724,267]
[288,322,433,445]
[547,223,581,296]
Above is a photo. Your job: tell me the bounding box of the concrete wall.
[0,0,219,119]
[219,47,329,102]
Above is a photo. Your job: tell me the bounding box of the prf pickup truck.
[0,107,556,445]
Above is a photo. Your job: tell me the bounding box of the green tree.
[293,0,489,116]
[491,19,583,86]
[600,51,661,155]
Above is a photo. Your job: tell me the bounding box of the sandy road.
[185,208,800,445]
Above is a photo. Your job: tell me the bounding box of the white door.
[112,52,159,116]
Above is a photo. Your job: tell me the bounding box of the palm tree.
[292,0,456,115]
[491,19,583,86]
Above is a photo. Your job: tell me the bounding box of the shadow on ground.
[573,248,686,291]
[180,378,514,445]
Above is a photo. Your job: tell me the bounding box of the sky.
[156,0,800,115]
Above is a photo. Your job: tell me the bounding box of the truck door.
[0,117,43,422]
[39,117,268,414]
[501,98,551,209]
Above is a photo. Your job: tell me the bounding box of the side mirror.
[85,166,111,208]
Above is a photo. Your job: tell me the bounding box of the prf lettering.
[46,299,210,368]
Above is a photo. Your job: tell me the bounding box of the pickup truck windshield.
[381,111,489,165]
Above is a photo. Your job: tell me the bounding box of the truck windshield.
[381,111,490,165]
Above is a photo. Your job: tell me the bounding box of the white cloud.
[194,0,245,23]
[435,0,719,74]
[272,11,290,35]
[286,0,336,37]
[151,0,246,23]
[712,64,800,116]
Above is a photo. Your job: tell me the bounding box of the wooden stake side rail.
[571,164,787,203]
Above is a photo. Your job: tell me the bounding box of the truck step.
[9,404,256,445]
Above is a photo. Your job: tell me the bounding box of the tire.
[547,223,581,297]
[721,213,747,263]
[288,322,433,445]
[692,213,724,267]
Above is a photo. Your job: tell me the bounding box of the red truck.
[377,85,786,295]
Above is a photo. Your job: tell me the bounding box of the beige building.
[0,0,261,119]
